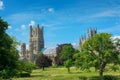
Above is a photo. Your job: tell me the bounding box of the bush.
[17,61,36,73]
[89,75,118,80]
[89,76,100,80]
[0,69,18,79]
[103,75,118,80]
[20,73,30,77]
[79,76,87,80]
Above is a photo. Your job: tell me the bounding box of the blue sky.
[1,0,120,48]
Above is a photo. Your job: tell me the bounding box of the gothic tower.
[79,34,86,50]
[21,43,26,57]
[79,28,97,50]
[88,28,97,38]
[29,24,44,62]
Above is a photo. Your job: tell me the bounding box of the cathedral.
[21,24,44,62]
[79,28,97,50]
[20,25,97,63]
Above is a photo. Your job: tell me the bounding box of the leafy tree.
[36,54,52,70]
[60,45,75,61]
[0,17,19,79]
[64,59,72,73]
[17,61,36,74]
[55,44,72,65]
[60,45,75,72]
[81,33,120,77]
[74,51,97,71]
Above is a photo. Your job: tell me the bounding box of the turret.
[30,25,32,37]
[21,43,26,57]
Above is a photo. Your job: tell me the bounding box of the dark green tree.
[36,54,52,70]
[81,33,120,77]
[0,17,19,79]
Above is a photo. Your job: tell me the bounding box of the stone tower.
[21,43,26,57]
[88,28,97,38]
[21,43,30,61]
[79,28,97,50]
[79,34,86,50]
[29,24,44,62]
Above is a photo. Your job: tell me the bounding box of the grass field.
[13,67,120,80]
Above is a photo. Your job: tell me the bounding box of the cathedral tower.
[88,28,97,38]
[21,43,26,57]
[79,28,97,50]
[29,24,44,62]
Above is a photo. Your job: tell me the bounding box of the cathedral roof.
[42,48,56,54]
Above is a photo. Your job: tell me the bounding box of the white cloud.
[21,25,26,30]
[98,24,120,33]
[90,10,120,18]
[48,8,54,13]
[111,36,120,40]
[29,20,35,26]
[0,1,4,10]
[8,26,12,29]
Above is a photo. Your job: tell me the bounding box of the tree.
[81,33,120,77]
[0,17,19,79]
[60,45,75,72]
[36,54,52,70]
[64,59,72,73]
[17,61,36,75]
[55,44,72,65]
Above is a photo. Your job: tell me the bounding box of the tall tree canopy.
[81,33,120,76]
[0,17,19,79]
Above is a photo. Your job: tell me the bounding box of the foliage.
[0,17,20,79]
[60,45,75,61]
[17,61,36,74]
[0,69,18,79]
[36,54,52,70]
[0,17,8,34]
[74,51,100,72]
[60,45,76,72]
[64,59,72,73]
[109,64,119,72]
[19,73,30,77]
[81,33,120,76]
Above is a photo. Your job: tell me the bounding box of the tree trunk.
[68,67,70,73]
[42,66,44,71]
[99,62,106,77]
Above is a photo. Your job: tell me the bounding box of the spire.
[37,24,39,28]
[30,25,32,37]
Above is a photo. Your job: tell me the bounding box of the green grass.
[13,67,120,80]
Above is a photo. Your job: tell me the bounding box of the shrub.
[0,69,17,79]
[79,76,87,80]
[103,75,118,80]
[20,73,30,77]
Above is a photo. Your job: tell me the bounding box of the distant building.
[20,24,44,62]
[79,28,97,50]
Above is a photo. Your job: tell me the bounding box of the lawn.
[13,67,120,80]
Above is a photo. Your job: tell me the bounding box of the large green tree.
[60,45,75,72]
[0,17,19,78]
[81,33,120,77]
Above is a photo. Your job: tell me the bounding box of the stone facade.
[79,28,97,50]
[20,24,44,62]
[29,24,44,62]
